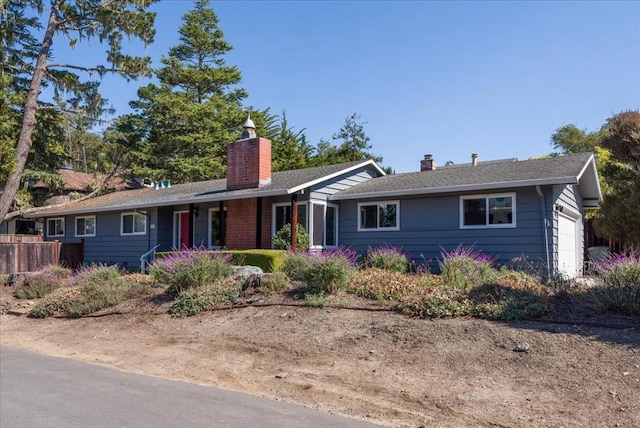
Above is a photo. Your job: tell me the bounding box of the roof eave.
[329,177,579,201]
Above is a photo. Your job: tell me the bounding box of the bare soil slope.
[1,288,639,427]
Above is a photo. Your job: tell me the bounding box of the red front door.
[180,212,190,249]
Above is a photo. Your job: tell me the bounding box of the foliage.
[439,245,497,290]
[14,265,72,299]
[311,113,383,166]
[348,268,435,302]
[150,248,233,296]
[270,111,313,171]
[28,265,150,318]
[594,111,640,251]
[282,248,356,293]
[272,223,310,251]
[127,0,273,183]
[303,291,328,308]
[168,277,241,317]
[227,250,288,273]
[0,0,157,221]
[364,245,410,273]
[261,272,290,295]
[586,252,640,315]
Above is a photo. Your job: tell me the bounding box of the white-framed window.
[121,212,146,235]
[460,193,516,228]
[272,202,308,234]
[47,217,65,237]
[75,216,96,237]
[357,201,399,231]
[208,207,227,249]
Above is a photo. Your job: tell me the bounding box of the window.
[208,207,227,248]
[358,201,399,231]
[460,193,515,228]
[121,212,146,235]
[47,218,65,237]
[272,202,307,234]
[75,216,96,237]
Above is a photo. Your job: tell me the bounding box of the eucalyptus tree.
[0,0,157,221]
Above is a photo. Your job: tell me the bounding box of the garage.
[557,212,580,278]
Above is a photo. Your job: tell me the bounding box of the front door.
[179,212,190,249]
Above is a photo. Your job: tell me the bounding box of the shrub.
[348,268,431,302]
[440,245,497,290]
[283,248,356,293]
[364,245,409,273]
[272,224,310,250]
[169,277,242,317]
[14,265,72,299]
[303,291,328,308]
[228,250,287,272]
[29,265,152,318]
[469,271,551,320]
[150,249,233,296]
[587,252,640,315]
[262,272,290,295]
[396,285,473,318]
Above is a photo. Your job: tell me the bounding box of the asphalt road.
[0,346,378,428]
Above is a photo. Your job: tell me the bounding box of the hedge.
[155,249,287,273]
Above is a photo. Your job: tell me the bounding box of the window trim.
[357,200,400,232]
[47,217,65,237]
[459,192,516,229]
[120,212,147,236]
[325,202,339,248]
[271,201,308,235]
[207,207,227,249]
[74,215,96,237]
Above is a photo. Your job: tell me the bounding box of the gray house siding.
[338,188,549,272]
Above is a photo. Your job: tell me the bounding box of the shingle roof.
[26,160,378,217]
[330,153,600,200]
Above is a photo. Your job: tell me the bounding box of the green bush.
[272,224,310,250]
[440,246,497,290]
[262,272,290,294]
[587,253,640,315]
[150,249,233,296]
[28,265,152,318]
[303,291,328,308]
[364,245,409,273]
[169,277,242,317]
[283,249,356,293]
[14,265,72,299]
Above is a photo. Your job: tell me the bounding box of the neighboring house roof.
[26,160,383,217]
[330,153,602,204]
[32,168,142,193]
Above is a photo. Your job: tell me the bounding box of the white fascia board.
[329,177,579,201]
[287,160,385,195]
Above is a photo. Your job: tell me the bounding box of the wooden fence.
[0,234,61,274]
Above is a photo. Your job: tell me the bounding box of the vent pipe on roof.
[471,153,478,166]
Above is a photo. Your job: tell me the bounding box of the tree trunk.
[0,2,60,222]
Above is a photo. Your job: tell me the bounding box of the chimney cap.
[241,114,257,138]
[424,154,433,159]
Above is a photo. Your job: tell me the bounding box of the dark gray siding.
[338,187,549,272]
[310,166,378,200]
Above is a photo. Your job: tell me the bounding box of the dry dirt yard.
[1,286,639,428]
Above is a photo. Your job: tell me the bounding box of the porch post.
[219,200,225,247]
[291,193,298,252]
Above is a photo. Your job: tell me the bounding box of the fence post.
[16,235,22,273]
[54,240,61,265]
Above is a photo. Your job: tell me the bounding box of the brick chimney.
[226,116,272,190]
[420,154,436,171]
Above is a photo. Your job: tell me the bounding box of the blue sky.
[49,0,639,173]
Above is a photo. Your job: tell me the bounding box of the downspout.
[536,185,551,279]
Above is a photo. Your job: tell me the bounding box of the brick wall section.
[226,197,272,249]
[226,137,272,190]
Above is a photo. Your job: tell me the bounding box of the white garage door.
[558,213,579,278]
